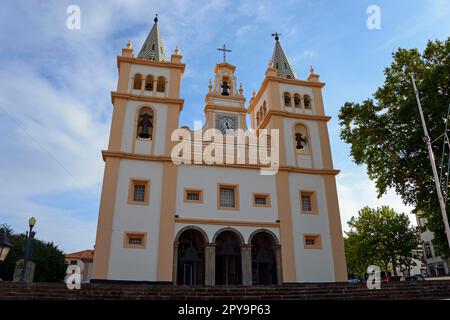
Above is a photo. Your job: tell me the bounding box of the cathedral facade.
[92,17,347,285]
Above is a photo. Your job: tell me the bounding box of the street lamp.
[0,230,13,281]
[20,217,36,282]
[0,231,13,262]
[29,217,36,229]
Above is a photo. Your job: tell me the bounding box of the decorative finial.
[252,89,256,97]
[174,46,179,55]
[154,14,158,23]
[310,65,315,75]
[239,83,243,95]
[208,79,213,92]
[271,32,281,42]
[268,59,274,68]
[126,39,132,49]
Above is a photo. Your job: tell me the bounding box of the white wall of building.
[288,173,335,282]
[176,165,278,223]
[107,159,164,281]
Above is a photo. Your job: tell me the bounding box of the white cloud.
[291,50,317,64]
[336,172,416,234]
[0,61,107,252]
[235,25,254,39]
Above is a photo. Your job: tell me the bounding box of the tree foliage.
[0,223,66,282]
[345,206,420,278]
[339,39,450,257]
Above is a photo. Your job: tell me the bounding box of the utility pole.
[411,73,450,249]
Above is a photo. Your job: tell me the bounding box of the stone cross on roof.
[217,44,232,63]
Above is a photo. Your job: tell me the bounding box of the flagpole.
[411,73,450,249]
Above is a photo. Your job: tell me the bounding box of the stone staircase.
[0,281,449,300]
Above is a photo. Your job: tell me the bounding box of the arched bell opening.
[136,107,154,140]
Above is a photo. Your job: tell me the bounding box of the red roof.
[65,249,94,261]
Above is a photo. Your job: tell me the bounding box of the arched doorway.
[176,228,206,285]
[215,230,242,285]
[250,232,278,285]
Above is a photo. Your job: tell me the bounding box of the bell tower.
[247,34,348,282]
[93,16,185,282]
[203,45,247,134]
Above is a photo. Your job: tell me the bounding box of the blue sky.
[0,0,449,253]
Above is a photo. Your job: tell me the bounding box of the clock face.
[217,116,236,134]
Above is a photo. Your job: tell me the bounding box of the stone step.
[1,281,449,300]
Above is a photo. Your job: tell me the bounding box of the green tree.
[0,223,66,282]
[345,206,420,277]
[338,38,450,257]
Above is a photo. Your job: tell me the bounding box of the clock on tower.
[216,114,238,134]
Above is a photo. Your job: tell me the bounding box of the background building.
[416,215,450,276]
[65,249,94,283]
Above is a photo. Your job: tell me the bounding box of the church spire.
[271,33,296,79]
[137,14,166,61]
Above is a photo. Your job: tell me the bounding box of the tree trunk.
[391,256,397,276]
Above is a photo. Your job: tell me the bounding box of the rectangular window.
[218,184,239,210]
[128,179,150,205]
[425,244,433,259]
[128,237,142,245]
[184,189,203,204]
[302,195,312,211]
[303,234,322,249]
[299,191,318,214]
[187,192,200,201]
[220,188,235,207]
[133,185,146,202]
[255,197,266,205]
[124,232,147,249]
[253,193,271,207]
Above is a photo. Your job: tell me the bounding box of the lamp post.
[0,230,13,281]
[20,217,36,282]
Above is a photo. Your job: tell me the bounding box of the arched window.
[133,74,142,90]
[156,76,165,92]
[283,92,291,107]
[262,101,267,116]
[304,95,311,109]
[145,75,154,91]
[294,123,310,154]
[256,114,260,126]
[294,94,301,108]
[137,107,154,140]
